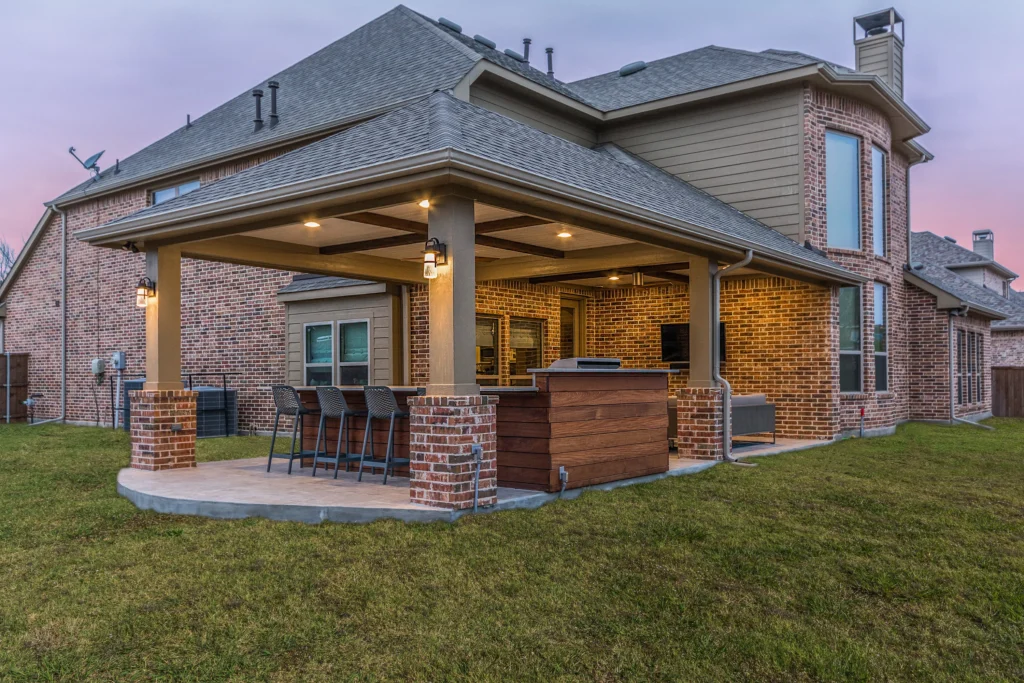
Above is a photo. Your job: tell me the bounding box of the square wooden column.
[426,195,478,396]
[131,245,196,470]
[678,255,725,459]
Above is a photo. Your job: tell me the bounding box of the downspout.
[948,306,994,431]
[713,249,754,464]
[30,206,67,426]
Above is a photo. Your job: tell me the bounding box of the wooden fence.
[2,353,29,422]
[992,366,1024,418]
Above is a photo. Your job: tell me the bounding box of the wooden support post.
[688,255,718,389]
[144,246,183,391]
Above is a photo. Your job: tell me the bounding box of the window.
[509,319,543,386]
[337,320,370,385]
[152,179,200,205]
[826,131,861,250]
[873,283,888,391]
[476,316,499,386]
[956,330,985,406]
[839,286,862,392]
[872,146,886,256]
[304,323,333,386]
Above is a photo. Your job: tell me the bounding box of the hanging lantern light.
[135,277,156,308]
[422,237,447,279]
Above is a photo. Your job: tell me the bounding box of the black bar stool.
[358,386,411,485]
[312,386,367,478]
[267,385,316,474]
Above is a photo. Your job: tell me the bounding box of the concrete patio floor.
[117,437,825,524]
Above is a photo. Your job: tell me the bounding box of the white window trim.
[337,318,372,386]
[874,283,888,392]
[872,145,887,257]
[303,321,335,386]
[839,285,863,394]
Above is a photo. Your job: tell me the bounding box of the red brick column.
[677,387,725,460]
[129,390,197,471]
[407,395,498,510]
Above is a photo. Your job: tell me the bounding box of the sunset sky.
[3,0,1022,276]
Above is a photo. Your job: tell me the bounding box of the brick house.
[0,6,1005,507]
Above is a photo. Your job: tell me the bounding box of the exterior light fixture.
[418,199,431,208]
[557,231,572,238]
[422,237,447,279]
[608,275,620,282]
[303,221,321,228]
[135,277,156,308]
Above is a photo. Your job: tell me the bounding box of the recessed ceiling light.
[303,221,321,228]
[557,231,572,238]
[418,199,431,208]
[608,275,620,281]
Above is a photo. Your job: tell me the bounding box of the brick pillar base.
[407,395,498,510]
[677,387,725,460]
[129,390,197,471]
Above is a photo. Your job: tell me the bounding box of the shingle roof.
[909,263,1015,319]
[911,231,989,266]
[278,275,371,294]
[52,6,481,205]
[567,46,829,111]
[104,91,850,278]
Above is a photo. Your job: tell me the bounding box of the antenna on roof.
[68,147,104,181]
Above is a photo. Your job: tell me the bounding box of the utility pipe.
[713,249,754,464]
[30,206,67,427]
[948,306,995,431]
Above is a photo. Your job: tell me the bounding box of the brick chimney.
[854,8,905,98]
[972,229,995,260]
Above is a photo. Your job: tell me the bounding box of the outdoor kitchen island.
[295,360,674,494]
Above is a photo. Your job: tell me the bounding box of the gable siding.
[599,87,803,241]
[470,82,598,147]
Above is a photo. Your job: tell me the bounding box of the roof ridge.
[427,90,463,149]
[706,44,819,67]
[399,6,484,63]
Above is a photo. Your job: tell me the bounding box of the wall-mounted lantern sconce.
[422,237,447,279]
[632,272,645,287]
[135,277,156,308]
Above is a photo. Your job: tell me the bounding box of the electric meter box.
[91,358,107,376]
[110,351,127,371]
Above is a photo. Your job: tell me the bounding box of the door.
[559,298,584,360]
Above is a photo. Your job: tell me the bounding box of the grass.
[0,422,1022,681]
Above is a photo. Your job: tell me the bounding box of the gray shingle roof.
[53,6,480,205]
[909,263,1015,319]
[911,231,989,266]
[105,91,850,277]
[567,46,827,111]
[278,275,371,294]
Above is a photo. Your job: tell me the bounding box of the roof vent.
[252,88,264,132]
[943,236,957,243]
[618,61,647,77]
[910,261,924,270]
[268,80,279,125]
[438,17,462,33]
[473,34,496,49]
[546,47,554,78]
[522,38,531,63]
[503,48,526,62]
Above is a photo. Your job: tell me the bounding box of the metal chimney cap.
[267,80,280,88]
[252,88,264,96]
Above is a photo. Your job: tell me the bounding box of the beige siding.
[470,81,598,146]
[285,293,398,385]
[600,88,803,240]
[857,35,903,97]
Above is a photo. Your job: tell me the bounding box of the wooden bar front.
[486,370,671,492]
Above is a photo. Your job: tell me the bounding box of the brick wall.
[993,330,1024,367]
[803,85,914,434]
[953,314,992,418]
[2,150,294,432]
[905,286,952,421]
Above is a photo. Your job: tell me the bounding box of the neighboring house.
[3,4,992,445]
[910,230,1024,371]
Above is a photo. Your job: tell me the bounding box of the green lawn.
[0,422,1022,681]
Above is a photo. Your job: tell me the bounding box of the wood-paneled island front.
[296,368,673,493]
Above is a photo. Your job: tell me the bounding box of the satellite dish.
[68,147,104,180]
[83,150,104,170]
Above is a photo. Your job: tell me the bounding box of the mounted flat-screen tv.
[660,323,726,365]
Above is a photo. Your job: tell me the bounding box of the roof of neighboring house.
[99,91,854,280]
[907,263,1013,320]
[277,274,371,294]
[567,46,847,111]
[912,231,989,266]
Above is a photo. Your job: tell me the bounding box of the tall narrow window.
[304,323,334,386]
[872,146,886,256]
[956,330,985,406]
[475,316,499,386]
[338,320,370,385]
[957,329,965,405]
[509,319,543,386]
[826,131,861,250]
[873,283,888,391]
[839,286,862,392]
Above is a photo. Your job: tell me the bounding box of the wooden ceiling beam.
[476,235,563,259]
[319,233,423,255]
